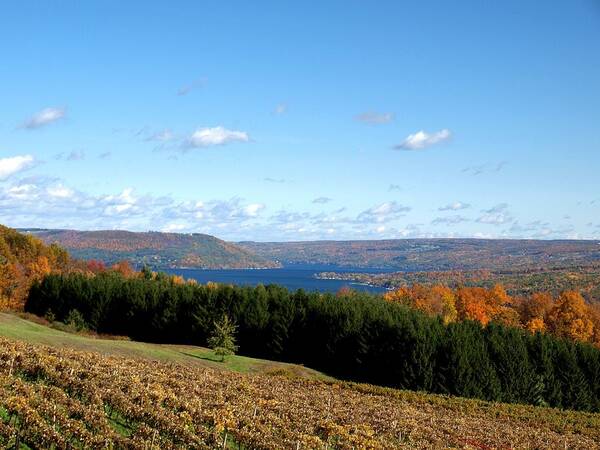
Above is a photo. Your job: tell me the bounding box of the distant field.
[0,313,599,448]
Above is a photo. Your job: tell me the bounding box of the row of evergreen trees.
[25,271,600,412]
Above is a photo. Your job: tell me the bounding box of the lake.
[165,265,390,294]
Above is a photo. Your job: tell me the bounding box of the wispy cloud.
[264,177,286,184]
[273,103,288,115]
[356,201,411,223]
[312,196,332,204]
[388,184,402,192]
[185,126,250,148]
[439,201,470,211]
[177,77,208,96]
[355,111,394,124]
[99,152,112,159]
[0,155,36,180]
[476,203,513,225]
[394,129,451,150]
[145,129,174,142]
[67,150,85,161]
[431,215,469,226]
[462,161,507,176]
[482,203,509,214]
[55,150,85,161]
[21,107,66,129]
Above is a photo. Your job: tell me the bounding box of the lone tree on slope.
[208,314,239,362]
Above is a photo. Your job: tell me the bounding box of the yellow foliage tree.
[546,291,594,342]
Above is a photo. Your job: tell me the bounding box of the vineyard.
[0,336,599,449]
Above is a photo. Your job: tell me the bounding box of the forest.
[318,265,600,302]
[26,270,600,412]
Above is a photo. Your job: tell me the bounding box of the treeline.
[384,284,600,346]
[26,271,600,412]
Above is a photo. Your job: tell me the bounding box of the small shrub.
[65,309,87,332]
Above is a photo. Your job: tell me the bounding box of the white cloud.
[355,112,394,124]
[22,107,66,129]
[439,201,470,211]
[46,185,74,199]
[0,155,35,180]
[186,126,250,148]
[243,203,265,217]
[162,223,187,232]
[388,184,402,192]
[312,197,332,204]
[394,129,451,150]
[1,176,588,240]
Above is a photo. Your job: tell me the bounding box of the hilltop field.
[0,313,599,449]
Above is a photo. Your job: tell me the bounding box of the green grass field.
[0,312,327,379]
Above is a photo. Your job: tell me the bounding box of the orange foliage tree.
[546,291,594,342]
[383,283,600,347]
[384,284,457,324]
[519,292,554,333]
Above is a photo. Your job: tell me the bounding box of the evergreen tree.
[208,314,239,362]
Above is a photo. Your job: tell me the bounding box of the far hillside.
[25,229,281,270]
[239,238,600,271]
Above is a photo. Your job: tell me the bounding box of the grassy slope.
[1,312,599,448]
[0,313,326,379]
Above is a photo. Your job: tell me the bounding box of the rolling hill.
[239,238,600,271]
[24,229,280,270]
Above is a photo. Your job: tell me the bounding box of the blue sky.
[1,1,599,241]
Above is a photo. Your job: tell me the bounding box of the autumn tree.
[456,287,493,325]
[0,225,73,310]
[589,304,600,347]
[111,260,136,278]
[547,291,594,342]
[520,292,554,333]
[384,284,457,324]
[86,259,106,274]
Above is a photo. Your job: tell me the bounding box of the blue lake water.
[165,265,390,294]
